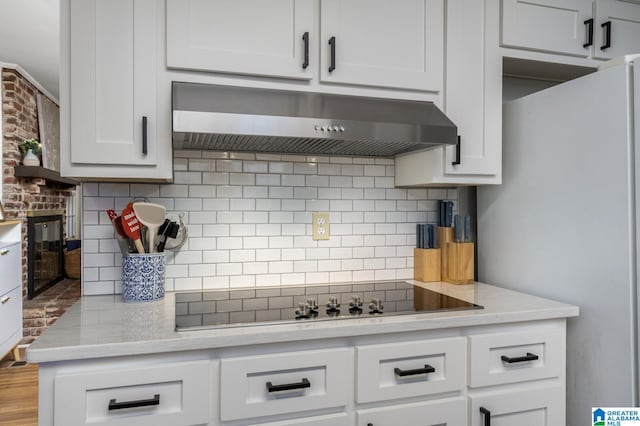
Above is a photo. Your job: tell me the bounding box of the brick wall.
[1,68,73,300]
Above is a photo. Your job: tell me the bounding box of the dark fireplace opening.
[27,214,64,299]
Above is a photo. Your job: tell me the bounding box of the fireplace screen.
[28,215,64,299]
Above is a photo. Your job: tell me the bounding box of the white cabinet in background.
[0,228,22,362]
[592,0,640,60]
[395,0,502,185]
[61,0,172,181]
[469,386,565,425]
[319,0,444,92]
[356,397,467,426]
[501,0,640,62]
[166,0,314,80]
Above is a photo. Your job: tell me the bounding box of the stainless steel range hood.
[172,82,457,157]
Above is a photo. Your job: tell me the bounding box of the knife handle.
[432,225,438,248]
[445,201,454,227]
[416,224,421,249]
[426,225,433,249]
[454,215,463,243]
[437,200,443,227]
[464,215,472,243]
[421,224,428,249]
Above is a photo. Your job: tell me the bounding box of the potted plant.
[19,138,41,166]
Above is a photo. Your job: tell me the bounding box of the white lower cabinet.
[469,386,565,426]
[357,397,467,426]
[38,320,569,425]
[220,348,352,422]
[53,360,212,426]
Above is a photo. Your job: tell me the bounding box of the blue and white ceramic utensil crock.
[122,253,166,302]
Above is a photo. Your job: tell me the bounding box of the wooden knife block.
[413,248,441,282]
[445,242,474,285]
[437,227,454,281]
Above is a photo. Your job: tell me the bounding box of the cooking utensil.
[157,220,180,252]
[133,202,166,253]
[121,204,145,254]
[106,210,130,255]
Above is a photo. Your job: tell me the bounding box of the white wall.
[82,151,457,295]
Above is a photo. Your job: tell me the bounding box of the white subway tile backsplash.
[230,173,256,186]
[189,159,215,171]
[82,151,456,294]
[281,174,305,186]
[203,172,230,185]
[269,162,293,174]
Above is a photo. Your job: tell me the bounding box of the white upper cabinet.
[501,0,593,57]
[62,0,172,180]
[166,0,314,80]
[592,0,640,60]
[501,0,640,62]
[319,0,444,92]
[395,0,502,186]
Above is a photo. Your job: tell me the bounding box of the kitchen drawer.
[0,242,20,295]
[356,337,465,403]
[262,413,350,426]
[54,360,211,426]
[357,397,466,426]
[468,326,564,388]
[0,286,22,347]
[220,348,352,421]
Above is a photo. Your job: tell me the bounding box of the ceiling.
[0,0,59,99]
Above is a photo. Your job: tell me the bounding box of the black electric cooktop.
[175,281,482,331]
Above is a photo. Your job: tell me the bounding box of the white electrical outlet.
[312,213,330,240]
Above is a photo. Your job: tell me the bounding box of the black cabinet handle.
[328,36,336,72]
[108,394,159,411]
[501,352,539,363]
[583,18,593,47]
[394,364,435,377]
[266,377,310,392]
[451,135,461,166]
[142,116,148,156]
[480,407,491,426]
[302,32,310,69]
[601,21,612,50]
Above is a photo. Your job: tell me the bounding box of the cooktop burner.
[175,281,482,331]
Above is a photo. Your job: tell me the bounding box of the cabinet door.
[69,0,157,166]
[593,0,640,59]
[167,0,314,80]
[470,386,564,426]
[357,397,466,426]
[320,0,443,92]
[501,0,593,57]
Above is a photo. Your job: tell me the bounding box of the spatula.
[121,204,145,254]
[133,202,166,253]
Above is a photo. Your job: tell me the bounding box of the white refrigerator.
[478,55,640,426]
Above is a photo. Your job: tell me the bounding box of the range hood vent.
[172,82,457,157]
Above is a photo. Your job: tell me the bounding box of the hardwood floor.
[0,349,38,426]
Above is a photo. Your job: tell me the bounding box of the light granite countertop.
[27,281,579,363]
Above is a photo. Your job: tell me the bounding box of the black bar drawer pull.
[142,116,148,156]
[266,377,311,393]
[480,407,491,426]
[328,36,336,72]
[501,352,539,363]
[302,32,309,69]
[601,21,612,50]
[583,18,593,47]
[108,394,160,411]
[451,135,461,166]
[394,364,435,377]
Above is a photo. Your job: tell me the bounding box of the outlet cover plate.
[312,212,330,240]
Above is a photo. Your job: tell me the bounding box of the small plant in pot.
[19,138,41,166]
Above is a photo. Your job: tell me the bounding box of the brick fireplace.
[1,65,80,344]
